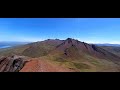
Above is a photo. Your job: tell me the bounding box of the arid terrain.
[0,38,120,72]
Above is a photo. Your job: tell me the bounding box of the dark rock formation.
[67,38,73,44]
[0,55,28,72]
[92,44,98,52]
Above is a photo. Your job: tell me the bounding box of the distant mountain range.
[95,44,120,47]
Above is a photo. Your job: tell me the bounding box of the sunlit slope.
[0,38,120,72]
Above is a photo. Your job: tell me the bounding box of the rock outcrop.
[0,55,29,72]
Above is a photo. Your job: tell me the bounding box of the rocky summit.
[0,38,120,72]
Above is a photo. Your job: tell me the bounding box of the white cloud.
[75,37,120,44]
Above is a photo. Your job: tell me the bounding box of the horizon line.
[0,38,120,44]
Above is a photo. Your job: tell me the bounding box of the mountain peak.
[66,38,73,43]
[66,38,74,40]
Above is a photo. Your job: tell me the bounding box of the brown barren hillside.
[0,38,120,72]
[20,58,75,72]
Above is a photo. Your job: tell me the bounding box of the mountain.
[0,39,63,57]
[0,38,120,72]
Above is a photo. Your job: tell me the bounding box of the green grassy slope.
[100,46,120,57]
[44,52,120,72]
[43,44,120,72]
[0,39,63,57]
[0,45,29,56]
[0,39,120,72]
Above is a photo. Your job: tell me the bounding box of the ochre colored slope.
[20,58,74,72]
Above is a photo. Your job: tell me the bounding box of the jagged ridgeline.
[0,38,120,72]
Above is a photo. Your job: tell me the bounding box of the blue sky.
[0,18,120,44]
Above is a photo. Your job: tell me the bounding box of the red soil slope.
[20,58,74,72]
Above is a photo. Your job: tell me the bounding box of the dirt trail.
[20,58,74,72]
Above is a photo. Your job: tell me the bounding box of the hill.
[100,46,120,57]
[0,38,120,72]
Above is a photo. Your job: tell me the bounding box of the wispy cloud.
[75,37,120,44]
